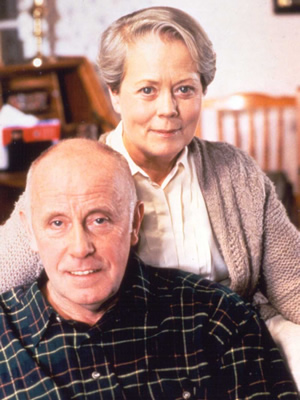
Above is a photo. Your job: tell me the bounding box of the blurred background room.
[0,0,299,225]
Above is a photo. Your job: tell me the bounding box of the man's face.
[26,150,141,319]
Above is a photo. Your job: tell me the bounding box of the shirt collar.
[115,253,150,311]
[107,121,189,180]
[21,278,57,347]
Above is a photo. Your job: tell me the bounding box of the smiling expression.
[24,142,142,323]
[110,33,203,170]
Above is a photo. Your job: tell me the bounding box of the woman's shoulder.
[190,136,256,162]
[189,137,264,176]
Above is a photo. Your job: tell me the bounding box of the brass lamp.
[31,0,47,67]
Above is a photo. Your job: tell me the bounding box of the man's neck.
[41,283,117,326]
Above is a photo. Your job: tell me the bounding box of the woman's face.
[110,34,203,167]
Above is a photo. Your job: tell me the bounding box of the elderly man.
[0,139,297,399]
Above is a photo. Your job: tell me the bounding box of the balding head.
[23,138,137,226]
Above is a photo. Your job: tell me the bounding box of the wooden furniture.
[196,92,299,227]
[0,56,119,223]
[0,173,24,222]
[0,56,118,134]
[198,92,296,170]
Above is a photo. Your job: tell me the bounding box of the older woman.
[0,5,300,386]
[98,6,300,320]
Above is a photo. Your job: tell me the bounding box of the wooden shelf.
[0,171,26,189]
[0,56,119,223]
[0,56,119,135]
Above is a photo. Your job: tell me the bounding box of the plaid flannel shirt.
[0,254,298,400]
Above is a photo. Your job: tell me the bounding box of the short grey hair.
[98,6,216,94]
[23,139,138,227]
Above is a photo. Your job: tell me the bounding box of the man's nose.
[69,223,95,258]
[157,91,179,117]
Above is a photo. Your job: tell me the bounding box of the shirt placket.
[73,326,126,399]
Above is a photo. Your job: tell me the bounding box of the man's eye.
[94,218,107,225]
[51,220,63,228]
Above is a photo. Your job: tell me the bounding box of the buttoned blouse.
[106,122,228,283]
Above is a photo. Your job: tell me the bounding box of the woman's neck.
[126,145,182,186]
[137,157,177,186]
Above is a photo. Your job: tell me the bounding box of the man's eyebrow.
[86,207,111,216]
[42,211,66,221]
[85,207,121,220]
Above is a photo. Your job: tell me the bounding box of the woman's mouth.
[150,128,180,135]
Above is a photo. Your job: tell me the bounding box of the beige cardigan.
[0,137,299,322]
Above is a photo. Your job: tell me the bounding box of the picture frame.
[273,0,300,13]
[0,0,17,21]
[0,0,24,65]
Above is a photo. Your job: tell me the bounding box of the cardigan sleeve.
[190,138,300,324]
[260,173,300,324]
[0,193,42,293]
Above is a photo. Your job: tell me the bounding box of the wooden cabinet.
[0,56,118,134]
[0,56,119,223]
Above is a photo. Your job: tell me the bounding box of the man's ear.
[19,210,39,252]
[108,87,121,115]
[130,201,144,247]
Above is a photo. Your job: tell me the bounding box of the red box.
[1,119,60,146]
[0,119,61,171]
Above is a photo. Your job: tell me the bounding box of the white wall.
[18,0,300,97]
[15,0,299,187]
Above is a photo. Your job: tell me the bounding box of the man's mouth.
[69,270,99,276]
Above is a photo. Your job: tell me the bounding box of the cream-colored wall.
[18,0,300,97]
[16,0,299,187]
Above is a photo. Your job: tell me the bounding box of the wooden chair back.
[197,92,298,191]
[197,92,296,170]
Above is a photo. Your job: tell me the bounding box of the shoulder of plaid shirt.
[0,254,298,400]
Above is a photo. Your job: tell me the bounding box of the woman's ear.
[130,201,144,247]
[108,87,121,115]
[19,210,39,252]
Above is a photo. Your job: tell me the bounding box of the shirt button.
[182,391,191,399]
[91,371,101,380]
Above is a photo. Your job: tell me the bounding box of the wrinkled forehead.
[30,177,126,229]
[30,152,126,209]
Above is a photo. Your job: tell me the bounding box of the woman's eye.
[141,87,154,95]
[178,86,192,94]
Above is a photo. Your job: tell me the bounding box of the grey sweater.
[0,137,299,322]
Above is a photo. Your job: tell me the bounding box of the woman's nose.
[157,91,179,117]
[68,223,95,258]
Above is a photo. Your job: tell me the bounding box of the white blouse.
[106,122,229,284]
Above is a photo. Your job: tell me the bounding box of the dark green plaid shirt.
[0,255,298,400]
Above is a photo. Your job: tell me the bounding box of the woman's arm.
[192,138,300,323]
[260,174,300,324]
[0,193,42,293]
